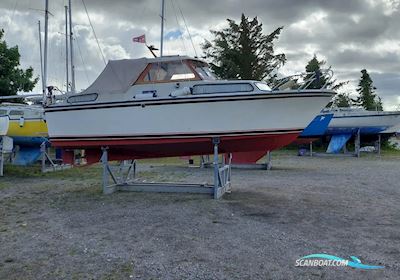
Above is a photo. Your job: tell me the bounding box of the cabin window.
[142,61,197,82]
[67,93,98,103]
[254,82,272,91]
[32,111,42,117]
[192,83,254,95]
[0,110,7,116]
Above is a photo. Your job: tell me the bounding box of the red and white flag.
[132,34,146,44]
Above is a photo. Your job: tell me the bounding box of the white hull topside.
[328,110,400,133]
[46,92,333,140]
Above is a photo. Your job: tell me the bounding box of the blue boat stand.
[100,137,232,199]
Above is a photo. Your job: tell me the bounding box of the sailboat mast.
[160,0,165,57]
[69,0,76,93]
[38,21,45,95]
[43,0,49,103]
[65,5,69,92]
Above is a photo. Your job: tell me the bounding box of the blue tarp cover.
[326,134,352,153]
[13,146,42,166]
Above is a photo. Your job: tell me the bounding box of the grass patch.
[0,182,9,190]
[2,164,102,179]
[139,156,192,166]
[100,262,134,280]
[381,148,400,157]
[3,165,44,178]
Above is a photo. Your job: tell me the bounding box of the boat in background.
[44,56,335,164]
[0,103,48,165]
[324,108,400,135]
[323,107,400,153]
[381,122,400,134]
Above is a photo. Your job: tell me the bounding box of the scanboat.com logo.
[295,254,384,270]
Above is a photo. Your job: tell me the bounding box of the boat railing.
[45,86,68,106]
[272,68,334,91]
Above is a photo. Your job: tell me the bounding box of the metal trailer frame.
[40,142,72,173]
[100,137,232,199]
[200,151,272,170]
[0,137,4,176]
[0,137,6,176]
[0,136,13,177]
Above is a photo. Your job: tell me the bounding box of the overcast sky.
[0,0,399,109]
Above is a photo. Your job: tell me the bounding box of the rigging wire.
[81,0,107,66]
[80,0,122,87]
[6,0,19,31]
[73,26,90,85]
[175,0,198,57]
[169,0,187,55]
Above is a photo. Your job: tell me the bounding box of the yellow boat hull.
[7,119,48,138]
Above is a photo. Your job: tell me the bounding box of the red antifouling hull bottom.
[229,133,304,164]
[52,132,301,165]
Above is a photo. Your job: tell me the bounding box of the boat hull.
[6,119,48,146]
[326,111,400,135]
[230,112,334,164]
[7,119,48,137]
[300,113,333,137]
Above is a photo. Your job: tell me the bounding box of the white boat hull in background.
[327,110,400,135]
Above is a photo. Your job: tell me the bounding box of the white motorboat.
[44,56,334,164]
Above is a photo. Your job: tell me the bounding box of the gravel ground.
[0,152,399,279]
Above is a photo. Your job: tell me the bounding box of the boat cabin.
[51,55,273,106]
[78,56,217,96]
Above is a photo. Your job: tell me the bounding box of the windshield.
[191,61,217,80]
[143,61,197,82]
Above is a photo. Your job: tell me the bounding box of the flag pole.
[146,45,158,58]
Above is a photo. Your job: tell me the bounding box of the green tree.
[375,96,383,111]
[202,14,286,83]
[304,55,327,89]
[0,29,38,100]
[303,55,347,90]
[354,69,383,111]
[333,93,351,107]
